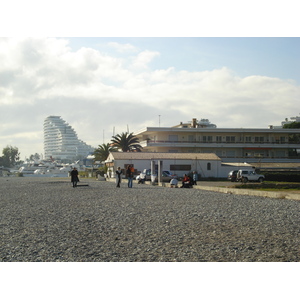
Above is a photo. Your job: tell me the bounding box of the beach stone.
[0,177,299,262]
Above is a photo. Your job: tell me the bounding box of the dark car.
[227,170,238,182]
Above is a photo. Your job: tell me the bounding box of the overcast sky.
[1,3,299,161]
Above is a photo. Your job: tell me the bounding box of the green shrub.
[260,171,300,182]
[96,165,108,177]
[235,182,300,190]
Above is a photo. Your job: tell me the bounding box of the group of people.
[170,171,198,188]
[116,166,198,189]
[115,165,134,188]
[70,165,134,189]
[71,166,198,189]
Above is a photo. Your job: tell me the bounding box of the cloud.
[131,50,160,69]
[0,37,299,160]
[107,42,138,53]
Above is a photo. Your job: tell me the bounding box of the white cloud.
[131,50,160,69]
[107,42,138,53]
[0,37,299,160]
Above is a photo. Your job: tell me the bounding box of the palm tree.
[111,132,142,152]
[93,143,117,162]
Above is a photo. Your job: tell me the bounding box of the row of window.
[170,163,211,171]
[168,149,287,158]
[168,135,287,143]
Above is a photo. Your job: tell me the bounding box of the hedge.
[260,171,300,182]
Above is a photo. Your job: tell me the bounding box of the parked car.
[236,169,265,183]
[227,170,238,182]
[162,170,178,180]
[136,169,177,182]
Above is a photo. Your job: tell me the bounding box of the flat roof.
[134,127,300,135]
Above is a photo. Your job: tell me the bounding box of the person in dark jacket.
[116,167,122,188]
[181,174,191,188]
[70,167,79,187]
[126,165,133,188]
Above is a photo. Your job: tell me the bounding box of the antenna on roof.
[159,115,161,127]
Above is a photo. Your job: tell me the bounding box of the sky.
[0,2,300,161]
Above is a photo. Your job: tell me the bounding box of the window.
[216,136,222,142]
[275,151,286,157]
[170,165,191,171]
[254,137,264,143]
[203,136,212,142]
[188,135,195,142]
[245,136,252,142]
[226,150,235,157]
[207,163,211,170]
[280,136,286,143]
[169,135,178,142]
[215,150,222,156]
[226,136,235,142]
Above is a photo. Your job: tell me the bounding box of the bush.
[78,171,89,178]
[235,182,300,190]
[260,171,300,182]
[96,166,108,177]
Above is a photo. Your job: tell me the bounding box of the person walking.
[192,171,198,185]
[70,167,79,188]
[126,165,133,188]
[116,167,122,188]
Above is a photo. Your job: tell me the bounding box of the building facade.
[133,118,300,162]
[105,152,255,179]
[44,116,94,161]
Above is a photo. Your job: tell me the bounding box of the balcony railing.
[142,140,296,145]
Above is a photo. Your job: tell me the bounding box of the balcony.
[141,139,298,148]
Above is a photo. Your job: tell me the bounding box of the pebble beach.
[0,177,299,262]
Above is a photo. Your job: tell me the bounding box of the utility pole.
[159,115,161,127]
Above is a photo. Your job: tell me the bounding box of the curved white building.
[44,116,94,161]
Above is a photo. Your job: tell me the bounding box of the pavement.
[181,181,300,201]
[191,182,300,201]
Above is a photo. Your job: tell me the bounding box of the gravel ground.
[0,177,299,262]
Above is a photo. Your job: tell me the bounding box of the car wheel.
[258,177,264,183]
[242,177,248,183]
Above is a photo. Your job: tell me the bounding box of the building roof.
[221,162,253,167]
[134,126,300,135]
[106,152,221,161]
[250,162,300,170]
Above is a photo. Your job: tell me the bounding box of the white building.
[133,118,300,163]
[105,152,253,179]
[44,116,94,161]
